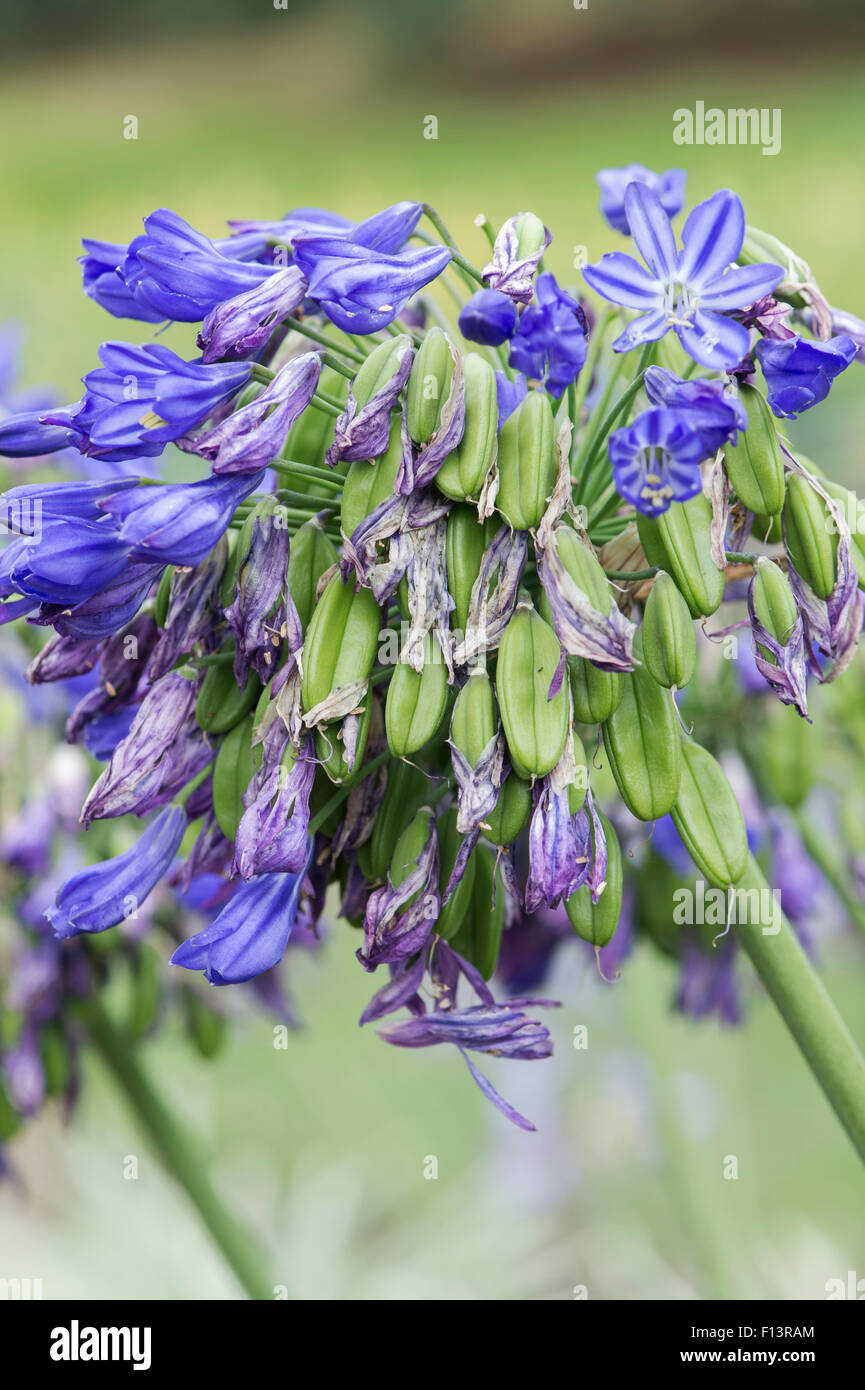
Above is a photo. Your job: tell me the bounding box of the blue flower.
[508,272,588,396]
[79,239,166,323]
[98,472,264,566]
[608,406,706,516]
[120,210,276,323]
[293,202,451,333]
[42,342,252,462]
[170,857,312,985]
[458,288,518,346]
[596,164,686,235]
[0,411,81,459]
[643,365,747,455]
[45,805,187,938]
[583,185,784,369]
[495,370,528,429]
[5,517,131,606]
[755,333,857,418]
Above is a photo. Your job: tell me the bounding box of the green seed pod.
[385,634,449,757]
[783,474,838,599]
[288,517,338,630]
[390,806,436,902]
[751,557,798,659]
[671,739,748,888]
[301,572,381,715]
[315,692,374,784]
[568,656,624,725]
[350,334,414,409]
[368,760,431,881]
[485,773,533,845]
[196,660,262,735]
[340,415,404,538]
[641,571,697,690]
[496,390,557,531]
[637,492,725,618]
[452,847,504,979]
[565,812,623,948]
[723,383,785,516]
[451,665,497,761]
[602,665,682,820]
[405,326,456,444]
[820,480,865,591]
[446,505,500,635]
[436,806,478,940]
[435,353,497,502]
[551,525,612,611]
[212,713,255,840]
[496,602,569,779]
[283,364,348,471]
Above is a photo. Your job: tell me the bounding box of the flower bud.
[641,570,697,690]
[435,354,498,502]
[406,326,457,445]
[671,740,748,888]
[783,474,838,600]
[723,383,785,517]
[496,389,557,531]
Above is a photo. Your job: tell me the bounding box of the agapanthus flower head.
[583,185,784,369]
[607,405,706,516]
[458,288,518,347]
[755,333,857,418]
[508,272,588,396]
[596,164,687,235]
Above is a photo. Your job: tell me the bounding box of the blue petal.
[582,252,660,309]
[699,262,784,311]
[624,183,677,279]
[677,310,750,370]
[677,190,745,287]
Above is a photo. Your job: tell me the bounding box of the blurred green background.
[2,0,865,1300]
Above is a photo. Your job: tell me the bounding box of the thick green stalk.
[736,855,865,1166]
[281,317,365,363]
[78,998,274,1300]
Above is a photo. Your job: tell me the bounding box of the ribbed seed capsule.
[552,525,612,611]
[366,760,430,881]
[565,812,623,949]
[212,713,255,840]
[390,807,436,902]
[287,517,338,631]
[496,601,569,779]
[340,415,404,538]
[450,668,532,843]
[723,383,785,517]
[196,660,262,736]
[671,740,748,888]
[446,505,500,635]
[602,665,682,820]
[301,573,381,714]
[568,657,624,724]
[385,633,449,757]
[783,474,838,599]
[405,326,455,443]
[641,571,697,690]
[436,807,478,940]
[435,353,497,502]
[496,390,557,531]
[350,334,413,409]
[751,557,799,659]
[452,847,504,979]
[637,492,725,617]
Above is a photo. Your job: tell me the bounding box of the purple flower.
[198,267,309,363]
[359,812,440,971]
[224,508,300,682]
[120,209,275,323]
[233,731,315,880]
[675,943,742,1024]
[293,203,451,333]
[482,212,551,306]
[596,164,687,235]
[643,366,747,456]
[746,562,810,720]
[755,334,857,418]
[5,517,130,606]
[458,289,518,347]
[583,185,784,369]
[325,335,414,469]
[98,471,263,566]
[494,370,528,430]
[45,805,186,938]
[46,562,164,640]
[42,342,252,462]
[508,272,588,396]
[525,781,591,911]
[170,855,312,985]
[0,800,56,876]
[192,355,320,473]
[608,406,706,516]
[788,532,862,684]
[79,239,165,322]
[0,410,81,459]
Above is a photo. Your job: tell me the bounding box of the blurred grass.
[2,22,865,1298]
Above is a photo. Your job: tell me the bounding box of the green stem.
[578,343,655,509]
[307,748,391,835]
[270,459,343,491]
[604,566,658,582]
[792,812,865,941]
[77,998,274,1300]
[421,204,484,291]
[736,854,865,1166]
[282,317,365,363]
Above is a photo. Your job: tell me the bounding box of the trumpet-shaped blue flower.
[583,185,784,369]
[596,164,687,235]
[755,333,857,418]
[120,210,276,323]
[643,365,747,455]
[45,805,186,938]
[98,471,264,566]
[608,406,707,516]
